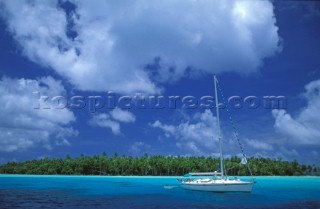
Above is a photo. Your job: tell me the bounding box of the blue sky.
[0,0,319,165]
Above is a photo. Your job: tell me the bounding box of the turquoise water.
[0,175,319,208]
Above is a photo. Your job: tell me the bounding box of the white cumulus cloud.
[89,113,121,135]
[89,108,136,135]
[272,78,320,145]
[150,109,217,154]
[110,107,136,123]
[0,76,77,152]
[245,138,273,151]
[0,0,281,94]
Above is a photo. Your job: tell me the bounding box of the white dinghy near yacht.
[179,75,255,193]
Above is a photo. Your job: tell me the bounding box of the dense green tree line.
[0,153,318,176]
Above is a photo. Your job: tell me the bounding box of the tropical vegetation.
[0,153,318,176]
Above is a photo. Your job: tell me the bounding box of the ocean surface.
[0,175,319,209]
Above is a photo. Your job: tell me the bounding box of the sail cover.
[241,157,247,165]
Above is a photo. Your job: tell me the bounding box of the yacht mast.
[214,75,224,177]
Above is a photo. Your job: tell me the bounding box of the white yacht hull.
[181,181,254,192]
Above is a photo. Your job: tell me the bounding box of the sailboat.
[179,75,254,192]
